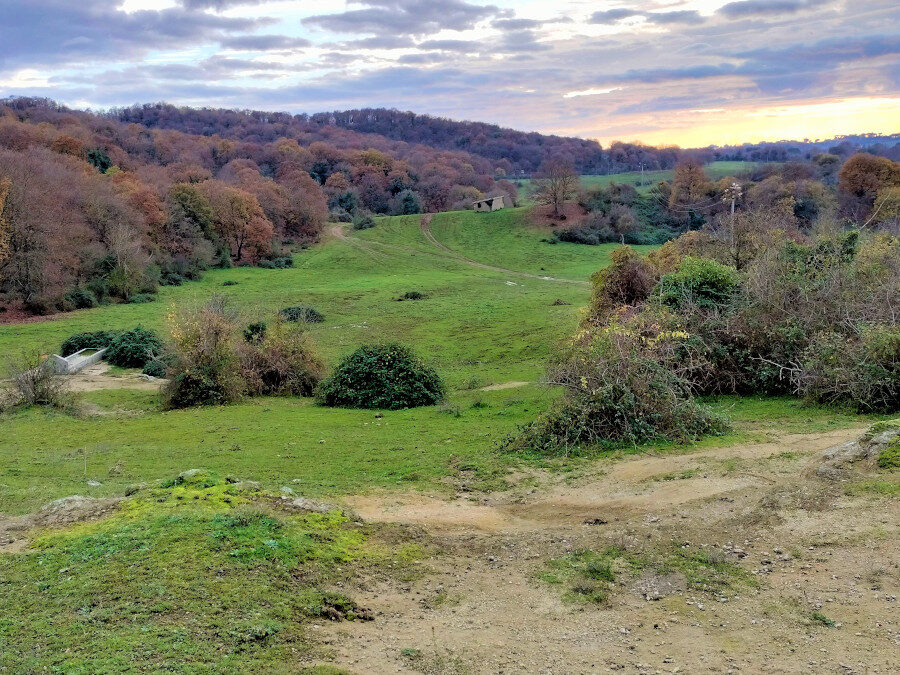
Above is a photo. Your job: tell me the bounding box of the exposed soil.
[480,381,529,392]
[65,362,164,393]
[324,427,900,674]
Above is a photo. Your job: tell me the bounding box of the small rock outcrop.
[817,422,900,479]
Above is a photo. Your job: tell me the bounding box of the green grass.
[0,212,880,515]
[0,472,421,672]
[515,161,761,197]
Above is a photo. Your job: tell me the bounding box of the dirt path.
[66,362,163,393]
[324,427,900,673]
[418,215,589,286]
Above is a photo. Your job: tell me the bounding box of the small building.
[473,196,505,212]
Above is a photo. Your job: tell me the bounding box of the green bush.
[508,318,726,455]
[126,293,156,304]
[166,369,233,408]
[279,305,324,324]
[141,359,168,378]
[655,257,740,309]
[60,330,121,357]
[352,214,376,231]
[243,322,267,343]
[61,287,98,310]
[317,344,445,410]
[106,327,163,368]
[799,325,899,413]
[878,437,900,470]
[396,291,426,301]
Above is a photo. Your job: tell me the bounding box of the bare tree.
[532,159,579,217]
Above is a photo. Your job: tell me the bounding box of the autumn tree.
[532,159,579,217]
[837,153,900,224]
[201,182,274,262]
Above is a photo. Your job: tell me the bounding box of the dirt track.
[324,427,900,674]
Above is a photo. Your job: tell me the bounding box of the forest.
[0,97,519,315]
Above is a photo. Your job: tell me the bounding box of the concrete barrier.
[48,348,107,374]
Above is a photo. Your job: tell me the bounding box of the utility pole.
[723,182,742,265]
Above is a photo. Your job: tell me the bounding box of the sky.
[0,0,898,147]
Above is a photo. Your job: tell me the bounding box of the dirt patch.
[480,381,528,392]
[0,495,122,553]
[66,362,164,393]
[324,427,899,673]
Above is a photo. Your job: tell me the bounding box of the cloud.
[643,11,705,25]
[220,34,310,50]
[589,8,704,26]
[304,0,505,36]
[589,9,640,23]
[0,0,261,70]
[718,0,823,18]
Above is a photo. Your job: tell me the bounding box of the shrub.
[106,327,163,368]
[162,296,245,409]
[799,325,899,413]
[352,214,376,230]
[396,291,426,301]
[586,246,658,323]
[141,359,168,378]
[222,280,239,287]
[655,257,740,310]
[1,351,72,412]
[279,305,324,324]
[62,287,98,310]
[506,327,726,454]
[878,436,900,470]
[317,344,444,410]
[126,293,156,304]
[60,330,121,357]
[239,321,325,397]
[243,322,267,343]
[258,256,294,269]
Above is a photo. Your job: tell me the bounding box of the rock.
[232,480,261,491]
[86,480,101,487]
[818,426,899,478]
[290,497,340,514]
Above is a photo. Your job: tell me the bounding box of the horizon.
[1,1,898,147]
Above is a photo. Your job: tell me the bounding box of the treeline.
[554,152,900,248]
[0,97,518,315]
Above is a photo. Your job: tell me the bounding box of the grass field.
[0,206,878,516]
[515,161,761,198]
[1,205,887,672]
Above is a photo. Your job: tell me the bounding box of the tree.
[532,159,579,217]
[201,182,274,262]
[0,177,10,272]
[838,153,900,224]
[86,147,112,173]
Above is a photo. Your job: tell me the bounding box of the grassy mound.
[0,471,422,672]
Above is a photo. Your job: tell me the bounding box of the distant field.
[515,160,760,199]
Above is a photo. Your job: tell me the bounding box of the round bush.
[126,293,156,304]
[142,359,168,378]
[243,322,267,343]
[655,257,740,309]
[106,326,163,368]
[60,330,122,357]
[279,305,324,324]
[317,344,444,410]
[166,369,232,408]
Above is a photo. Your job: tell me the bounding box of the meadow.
[0,205,877,516]
[515,160,759,197]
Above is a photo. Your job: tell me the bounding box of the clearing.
[1,206,895,673]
